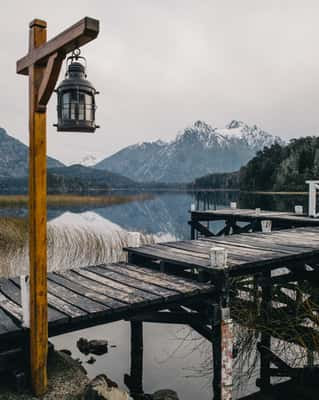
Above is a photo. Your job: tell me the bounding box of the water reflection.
[0,191,318,399]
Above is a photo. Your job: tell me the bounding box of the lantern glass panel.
[85,94,93,121]
[62,93,70,120]
[70,92,77,120]
[78,93,85,120]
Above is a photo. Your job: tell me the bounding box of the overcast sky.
[2,0,319,164]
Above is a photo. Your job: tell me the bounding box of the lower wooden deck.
[0,263,213,348]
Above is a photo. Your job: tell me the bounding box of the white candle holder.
[261,220,272,233]
[20,275,30,328]
[210,247,228,268]
[190,203,196,211]
[128,232,141,247]
[255,208,261,216]
[294,205,303,215]
[230,202,237,209]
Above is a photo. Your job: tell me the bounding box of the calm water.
[0,191,314,399]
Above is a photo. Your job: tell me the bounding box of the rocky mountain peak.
[226,120,245,129]
[95,120,281,183]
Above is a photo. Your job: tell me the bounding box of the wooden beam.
[17,17,99,75]
[37,52,64,111]
[28,20,48,396]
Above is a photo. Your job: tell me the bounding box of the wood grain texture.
[17,17,99,75]
[127,226,319,275]
[28,20,48,396]
[0,263,214,345]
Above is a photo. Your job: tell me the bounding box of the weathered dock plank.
[126,226,319,276]
[0,263,214,346]
[7,278,68,324]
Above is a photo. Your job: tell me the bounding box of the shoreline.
[0,193,153,207]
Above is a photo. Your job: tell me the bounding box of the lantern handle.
[65,48,88,76]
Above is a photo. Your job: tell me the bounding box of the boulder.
[152,389,179,400]
[83,374,132,400]
[77,337,109,356]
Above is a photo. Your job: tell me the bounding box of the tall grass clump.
[0,217,28,276]
[0,211,165,278]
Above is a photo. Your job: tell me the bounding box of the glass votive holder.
[210,247,228,268]
[261,220,272,233]
[294,205,303,215]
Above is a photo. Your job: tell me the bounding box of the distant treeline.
[190,171,240,190]
[192,137,319,192]
[1,136,318,194]
[240,137,319,191]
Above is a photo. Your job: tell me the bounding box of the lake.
[0,190,313,399]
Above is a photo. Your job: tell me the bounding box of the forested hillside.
[192,137,319,192]
[240,137,319,191]
[191,171,240,189]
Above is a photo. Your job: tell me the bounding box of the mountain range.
[0,127,63,178]
[0,120,281,188]
[95,120,282,183]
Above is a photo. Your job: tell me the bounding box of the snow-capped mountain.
[95,120,282,183]
[70,153,101,167]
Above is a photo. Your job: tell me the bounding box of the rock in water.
[83,374,132,400]
[152,389,179,400]
[77,337,109,355]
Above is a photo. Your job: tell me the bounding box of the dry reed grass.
[0,193,152,207]
[0,217,28,249]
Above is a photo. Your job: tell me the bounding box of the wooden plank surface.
[127,227,319,274]
[11,277,68,324]
[113,263,211,292]
[88,265,180,298]
[0,308,21,335]
[0,262,213,345]
[49,272,127,311]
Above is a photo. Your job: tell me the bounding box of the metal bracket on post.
[306,180,319,217]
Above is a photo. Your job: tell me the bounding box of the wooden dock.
[189,208,319,238]
[0,262,216,396]
[127,226,319,277]
[0,263,213,344]
[3,228,319,398]
[126,227,319,398]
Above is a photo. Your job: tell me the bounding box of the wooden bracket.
[37,52,64,112]
[17,17,99,76]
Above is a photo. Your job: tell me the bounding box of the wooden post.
[124,321,144,397]
[259,270,272,391]
[17,17,99,395]
[212,268,233,400]
[28,20,48,396]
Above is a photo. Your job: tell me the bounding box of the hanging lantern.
[54,49,99,132]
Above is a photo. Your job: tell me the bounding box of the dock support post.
[258,270,272,391]
[125,321,144,398]
[212,270,233,400]
[191,225,195,240]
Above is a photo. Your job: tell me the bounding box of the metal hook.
[72,48,81,59]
